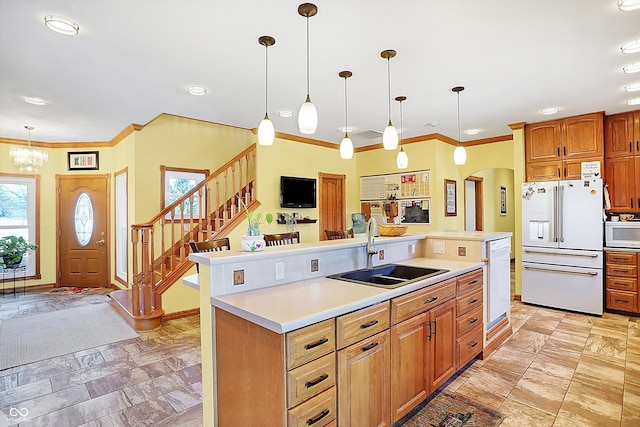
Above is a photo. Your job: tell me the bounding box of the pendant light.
[395,96,408,169]
[298,3,318,134]
[10,126,48,173]
[381,49,398,150]
[339,71,354,159]
[452,86,467,165]
[257,35,276,146]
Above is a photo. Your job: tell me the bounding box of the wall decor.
[445,179,457,216]
[500,185,507,215]
[68,151,99,170]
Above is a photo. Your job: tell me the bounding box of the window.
[115,169,128,285]
[160,166,208,220]
[0,174,40,278]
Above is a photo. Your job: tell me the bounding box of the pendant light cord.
[306,15,310,97]
[457,92,462,145]
[264,43,269,115]
[387,58,392,122]
[344,76,348,134]
[399,99,403,147]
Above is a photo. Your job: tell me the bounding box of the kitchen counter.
[426,230,512,242]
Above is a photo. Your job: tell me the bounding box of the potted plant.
[0,235,38,269]
[239,200,273,252]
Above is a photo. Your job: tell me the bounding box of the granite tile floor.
[1,270,639,426]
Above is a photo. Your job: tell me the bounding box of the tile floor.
[0,272,639,426]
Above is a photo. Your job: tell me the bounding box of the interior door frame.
[464,176,484,231]
[56,173,111,288]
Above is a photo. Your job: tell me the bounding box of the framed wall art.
[445,179,457,216]
[500,185,507,215]
[68,151,99,171]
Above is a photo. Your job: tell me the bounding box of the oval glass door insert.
[74,192,94,246]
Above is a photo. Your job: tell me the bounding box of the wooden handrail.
[129,144,257,317]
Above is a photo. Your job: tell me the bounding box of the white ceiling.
[0,0,637,147]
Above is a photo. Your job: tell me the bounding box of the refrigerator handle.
[558,185,564,243]
[552,186,558,242]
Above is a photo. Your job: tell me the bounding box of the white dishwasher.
[487,237,511,328]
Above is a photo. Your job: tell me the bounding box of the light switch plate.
[275,261,285,280]
[434,241,445,254]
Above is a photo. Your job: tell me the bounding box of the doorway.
[318,173,346,240]
[57,174,110,287]
[465,176,483,231]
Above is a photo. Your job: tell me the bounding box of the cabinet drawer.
[606,289,639,313]
[456,306,483,337]
[287,353,336,408]
[390,279,456,325]
[287,319,336,370]
[337,301,389,349]
[606,276,638,292]
[288,387,336,427]
[457,269,483,295]
[606,251,637,265]
[456,288,483,316]
[456,325,483,368]
[606,263,637,278]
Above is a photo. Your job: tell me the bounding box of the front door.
[57,174,109,287]
[318,173,346,240]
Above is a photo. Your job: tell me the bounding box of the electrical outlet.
[409,243,416,254]
[434,241,445,254]
[275,261,285,280]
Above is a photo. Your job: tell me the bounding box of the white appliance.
[521,178,603,315]
[605,221,640,248]
[487,237,511,328]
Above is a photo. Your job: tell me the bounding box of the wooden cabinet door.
[562,112,604,160]
[338,330,391,427]
[428,299,456,391]
[390,313,430,424]
[526,160,560,182]
[605,112,635,158]
[525,120,561,162]
[635,156,640,211]
[605,157,636,212]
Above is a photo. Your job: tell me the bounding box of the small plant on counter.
[239,199,273,236]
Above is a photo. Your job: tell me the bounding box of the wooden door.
[525,120,561,162]
[605,157,635,212]
[605,112,635,158]
[319,173,346,241]
[390,313,430,423]
[57,174,110,287]
[338,330,391,427]
[562,112,604,160]
[428,299,456,391]
[526,160,560,182]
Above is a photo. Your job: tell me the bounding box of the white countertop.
[211,257,483,334]
[425,230,512,242]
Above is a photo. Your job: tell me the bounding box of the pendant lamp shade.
[395,96,408,169]
[338,70,354,159]
[340,135,354,159]
[298,4,318,134]
[452,86,467,165]
[258,36,276,146]
[381,50,398,150]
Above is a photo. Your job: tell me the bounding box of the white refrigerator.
[521,178,603,315]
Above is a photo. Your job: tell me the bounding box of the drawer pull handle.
[614,270,628,274]
[305,373,329,388]
[615,299,629,303]
[469,279,478,285]
[469,318,478,324]
[469,298,478,304]
[362,341,379,352]
[360,319,379,329]
[307,409,330,425]
[304,338,329,350]
[426,296,438,303]
[470,341,479,348]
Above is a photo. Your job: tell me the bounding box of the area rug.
[0,303,138,370]
[397,391,504,427]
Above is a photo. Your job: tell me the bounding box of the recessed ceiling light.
[540,107,559,115]
[624,62,640,73]
[24,96,47,106]
[44,15,79,36]
[187,86,207,96]
[464,129,480,135]
[627,97,640,106]
[625,83,640,92]
[339,126,356,133]
[277,110,294,118]
[619,0,640,11]
[622,40,640,54]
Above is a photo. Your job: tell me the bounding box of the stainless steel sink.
[328,264,449,289]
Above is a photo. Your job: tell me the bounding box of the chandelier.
[10,126,48,173]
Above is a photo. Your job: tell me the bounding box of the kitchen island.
[186,233,508,426]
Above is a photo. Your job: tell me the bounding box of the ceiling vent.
[352,129,383,139]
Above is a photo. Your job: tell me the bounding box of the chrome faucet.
[366,217,379,270]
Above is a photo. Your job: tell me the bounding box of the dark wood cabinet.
[605,251,639,314]
[605,111,640,212]
[428,299,456,391]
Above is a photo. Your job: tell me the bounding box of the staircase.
[111,144,258,330]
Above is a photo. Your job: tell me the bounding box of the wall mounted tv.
[280,176,316,208]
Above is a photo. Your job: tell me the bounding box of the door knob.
[96,239,105,245]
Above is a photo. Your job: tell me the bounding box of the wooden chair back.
[263,231,300,246]
[189,237,231,272]
[325,229,355,240]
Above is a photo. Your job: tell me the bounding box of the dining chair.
[189,237,231,272]
[324,229,355,240]
[263,231,300,246]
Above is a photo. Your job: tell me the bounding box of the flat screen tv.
[280,176,316,208]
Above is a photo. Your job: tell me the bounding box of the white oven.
[605,222,640,249]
